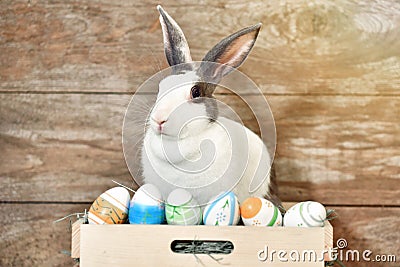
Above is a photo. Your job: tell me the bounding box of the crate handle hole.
[170,240,234,254]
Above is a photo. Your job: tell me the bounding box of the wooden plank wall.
[1,0,399,266]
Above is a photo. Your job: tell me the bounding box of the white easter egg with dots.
[240,197,282,227]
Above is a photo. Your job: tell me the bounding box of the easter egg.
[283,201,326,227]
[240,197,282,226]
[88,187,130,224]
[129,184,165,224]
[165,188,202,225]
[203,192,240,226]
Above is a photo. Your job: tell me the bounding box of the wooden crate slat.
[79,224,327,266]
[1,94,399,205]
[1,204,398,267]
[1,1,399,94]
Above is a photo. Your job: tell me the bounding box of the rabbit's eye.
[191,85,201,99]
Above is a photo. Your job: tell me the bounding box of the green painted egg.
[165,188,202,225]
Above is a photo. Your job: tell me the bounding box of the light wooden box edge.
[71,221,333,262]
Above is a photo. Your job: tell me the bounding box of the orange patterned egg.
[240,197,282,227]
[240,197,262,219]
[88,187,130,224]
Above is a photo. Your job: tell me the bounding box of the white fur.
[142,72,271,205]
[142,7,270,205]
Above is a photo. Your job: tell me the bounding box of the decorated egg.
[165,188,202,225]
[283,201,326,227]
[88,187,130,224]
[129,184,165,224]
[203,192,240,226]
[240,197,282,226]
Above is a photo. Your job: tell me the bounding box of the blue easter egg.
[129,201,165,224]
[128,184,165,224]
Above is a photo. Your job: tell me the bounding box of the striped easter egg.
[283,201,326,227]
[203,192,240,226]
[240,197,282,227]
[165,188,202,225]
[88,187,130,224]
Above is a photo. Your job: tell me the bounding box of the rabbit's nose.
[151,116,167,126]
[154,118,167,133]
[158,120,167,126]
[151,118,167,131]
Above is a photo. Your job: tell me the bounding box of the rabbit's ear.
[157,5,192,68]
[199,23,261,80]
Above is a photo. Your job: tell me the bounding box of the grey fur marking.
[192,24,262,122]
[264,164,283,213]
[192,82,219,122]
[158,6,192,73]
[199,23,261,81]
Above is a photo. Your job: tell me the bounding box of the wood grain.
[0,94,399,204]
[74,204,333,262]
[71,219,85,259]
[330,206,400,267]
[1,0,399,94]
[1,1,399,266]
[0,203,87,267]
[269,95,400,204]
[0,204,398,267]
[79,224,328,266]
[0,94,136,202]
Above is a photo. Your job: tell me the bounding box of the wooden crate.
[72,221,333,266]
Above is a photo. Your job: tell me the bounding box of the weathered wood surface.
[1,0,399,266]
[0,204,398,267]
[0,204,87,267]
[1,0,399,94]
[1,94,399,204]
[329,206,400,267]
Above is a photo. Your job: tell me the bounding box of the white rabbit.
[141,5,280,206]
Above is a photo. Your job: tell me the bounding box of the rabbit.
[141,5,280,207]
